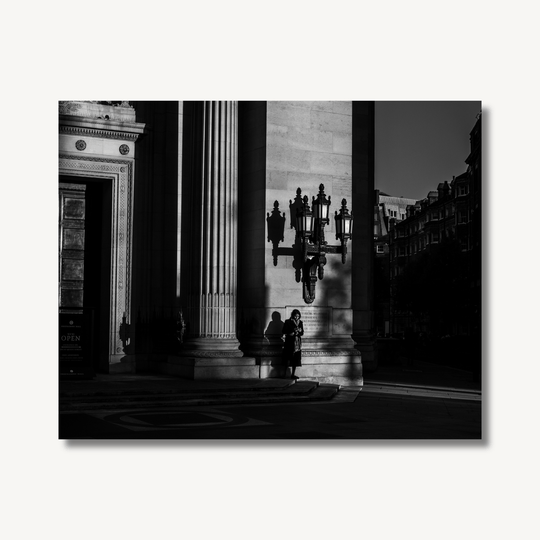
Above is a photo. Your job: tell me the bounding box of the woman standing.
[282,309,304,380]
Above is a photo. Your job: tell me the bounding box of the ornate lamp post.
[290,184,354,303]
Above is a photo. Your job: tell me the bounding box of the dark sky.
[374,101,481,201]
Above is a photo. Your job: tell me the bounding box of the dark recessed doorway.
[59,175,112,373]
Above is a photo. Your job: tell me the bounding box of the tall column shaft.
[352,101,377,371]
[189,101,239,346]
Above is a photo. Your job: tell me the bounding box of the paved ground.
[59,359,482,440]
[60,392,481,440]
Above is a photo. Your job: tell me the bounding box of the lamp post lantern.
[311,183,331,245]
[295,195,314,241]
[335,198,353,263]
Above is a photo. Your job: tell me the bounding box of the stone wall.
[238,101,364,383]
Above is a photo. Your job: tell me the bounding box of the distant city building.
[373,191,417,336]
[377,193,418,223]
[387,114,481,342]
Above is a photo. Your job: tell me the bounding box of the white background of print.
[3,2,538,540]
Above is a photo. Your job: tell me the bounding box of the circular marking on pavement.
[102,409,250,430]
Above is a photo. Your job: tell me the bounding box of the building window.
[376,245,384,254]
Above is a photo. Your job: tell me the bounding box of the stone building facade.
[58,101,376,383]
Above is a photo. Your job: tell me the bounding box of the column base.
[180,336,244,354]
[354,334,377,373]
[170,337,258,378]
[162,355,259,379]
[108,354,136,374]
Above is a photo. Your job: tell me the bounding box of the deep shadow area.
[373,337,480,390]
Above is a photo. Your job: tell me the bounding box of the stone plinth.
[258,350,362,385]
[163,355,259,379]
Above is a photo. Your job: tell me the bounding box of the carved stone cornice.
[59,101,136,122]
[59,115,146,142]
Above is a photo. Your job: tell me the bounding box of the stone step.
[59,381,342,411]
[59,378,294,398]
[362,382,481,401]
[60,380,317,402]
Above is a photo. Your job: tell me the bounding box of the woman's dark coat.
[282,318,304,367]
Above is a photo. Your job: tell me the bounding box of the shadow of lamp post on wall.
[268,184,353,304]
[266,201,286,266]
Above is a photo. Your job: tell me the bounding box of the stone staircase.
[59,379,359,412]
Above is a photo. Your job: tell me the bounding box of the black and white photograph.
[57,100,482,440]
[5,3,540,540]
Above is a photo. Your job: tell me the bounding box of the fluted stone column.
[178,101,257,378]
[194,101,238,344]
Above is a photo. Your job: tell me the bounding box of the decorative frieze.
[60,124,142,142]
[241,348,361,357]
[179,350,250,358]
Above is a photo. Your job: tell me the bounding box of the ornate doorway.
[58,155,135,370]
